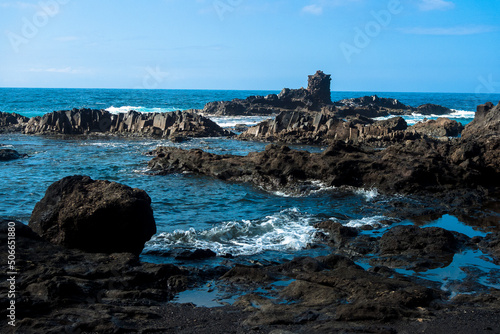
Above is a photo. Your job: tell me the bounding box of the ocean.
[1,88,500,304]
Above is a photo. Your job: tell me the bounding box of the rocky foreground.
[1,172,500,333]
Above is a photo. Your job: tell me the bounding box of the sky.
[0,0,499,92]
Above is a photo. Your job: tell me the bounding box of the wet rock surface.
[0,148,23,161]
[29,175,156,255]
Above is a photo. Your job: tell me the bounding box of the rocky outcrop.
[371,225,468,270]
[149,138,493,199]
[29,175,156,255]
[411,117,464,138]
[238,110,419,146]
[417,103,453,115]
[462,101,500,140]
[0,220,189,333]
[0,148,23,161]
[201,71,334,116]
[0,111,29,133]
[23,108,232,139]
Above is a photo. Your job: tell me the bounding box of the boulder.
[0,148,22,161]
[0,111,29,133]
[417,103,452,115]
[29,175,156,255]
[411,117,464,137]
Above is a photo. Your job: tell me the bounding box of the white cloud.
[400,25,497,35]
[302,4,323,15]
[418,0,454,11]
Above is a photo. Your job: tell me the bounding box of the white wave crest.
[146,208,318,256]
[105,106,182,114]
[206,115,274,128]
[345,215,389,228]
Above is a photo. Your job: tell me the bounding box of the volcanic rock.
[412,117,464,138]
[0,148,22,161]
[29,175,156,255]
[0,111,29,133]
[417,103,453,115]
[23,108,232,139]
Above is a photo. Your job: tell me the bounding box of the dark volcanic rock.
[0,148,22,161]
[0,111,29,133]
[307,70,332,105]
[411,117,464,137]
[239,111,416,146]
[462,101,500,140]
[23,108,232,139]
[237,254,441,325]
[201,71,334,116]
[29,175,156,255]
[371,225,467,270]
[149,137,494,200]
[0,220,188,334]
[417,103,453,115]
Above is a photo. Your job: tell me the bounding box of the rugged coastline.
[1,72,500,333]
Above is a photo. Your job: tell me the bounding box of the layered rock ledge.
[1,108,232,140]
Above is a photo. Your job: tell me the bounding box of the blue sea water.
[1,88,500,301]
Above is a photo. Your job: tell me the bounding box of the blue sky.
[0,0,499,92]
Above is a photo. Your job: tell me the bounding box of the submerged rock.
[0,148,22,161]
[29,175,156,255]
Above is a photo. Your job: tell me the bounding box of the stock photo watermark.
[6,221,17,327]
[5,0,70,53]
[340,0,403,64]
[213,0,243,21]
[475,74,500,96]
[136,66,169,90]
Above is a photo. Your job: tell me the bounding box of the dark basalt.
[0,111,29,133]
[150,101,500,208]
[29,175,156,255]
[21,108,232,139]
[0,148,23,161]
[411,117,464,138]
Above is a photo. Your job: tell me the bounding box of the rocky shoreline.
[1,72,500,333]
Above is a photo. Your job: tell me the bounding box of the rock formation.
[0,148,23,161]
[29,175,156,255]
[411,117,464,138]
[0,111,29,133]
[22,108,232,139]
[149,101,500,205]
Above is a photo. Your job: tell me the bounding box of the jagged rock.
[337,95,410,111]
[412,117,464,138]
[371,225,467,270]
[307,70,332,105]
[0,148,22,161]
[462,101,500,140]
[0,111,29,133]
[23,108,232,139]
[238,111,414,146]
[29,175,156,255]
[417,103,453,115]
[201,71,334,116]
[0,220,187,333]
